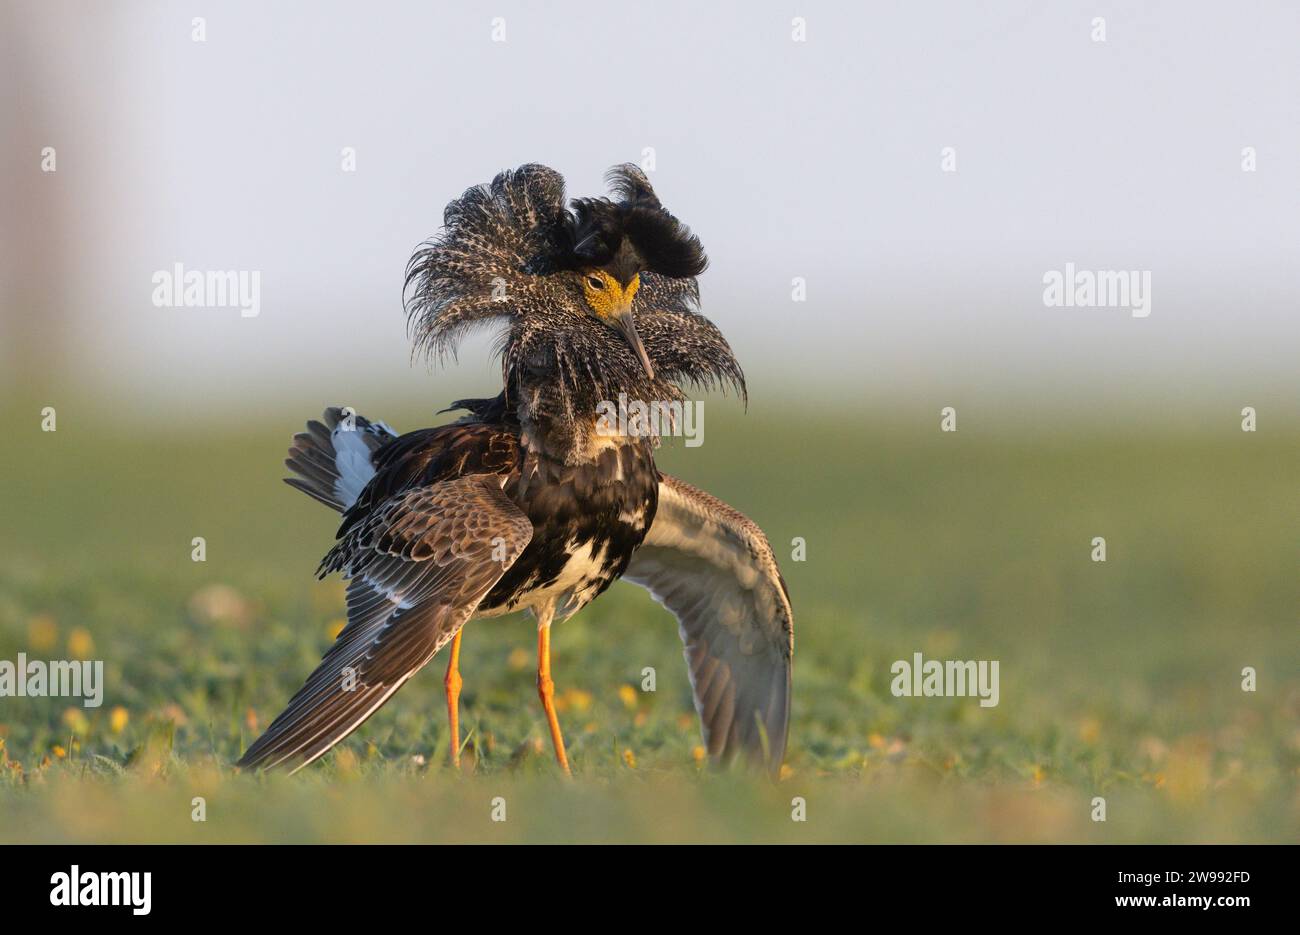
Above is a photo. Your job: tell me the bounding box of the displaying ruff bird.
[236,164,793,776]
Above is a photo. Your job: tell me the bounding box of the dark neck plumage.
[511,361,651,461]
[452,382,657,470]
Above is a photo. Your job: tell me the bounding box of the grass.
[0,395,1296,842]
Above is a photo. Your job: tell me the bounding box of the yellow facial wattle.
[581,269,640,319]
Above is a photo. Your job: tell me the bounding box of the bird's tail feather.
[284,407,398,512]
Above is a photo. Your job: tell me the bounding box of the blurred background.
[0,0,1295,842]
[3,0,1299,417]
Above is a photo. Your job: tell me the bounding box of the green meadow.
[0,395,1295,843]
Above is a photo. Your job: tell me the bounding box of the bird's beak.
[610,305,655,381]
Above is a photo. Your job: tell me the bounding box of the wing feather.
[621,474,793,774]
[237,475,532,772]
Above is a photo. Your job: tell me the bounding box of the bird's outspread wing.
[237,475,532,772]
[620,474,793,773]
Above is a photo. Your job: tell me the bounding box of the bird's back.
[335,408,520,541]
[316,396,659,622]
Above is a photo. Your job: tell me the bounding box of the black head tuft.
[604,163,661,207]
[563,165,707,280]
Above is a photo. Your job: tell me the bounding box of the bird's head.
[562,164,709,383]
[577,266,651,378]
[405,163,743,434]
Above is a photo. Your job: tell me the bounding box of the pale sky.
[3,0,1298,414]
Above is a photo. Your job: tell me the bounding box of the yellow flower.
[52,744,67,758]
[691,745,707,764]
[779,764,794,781]
[556,687,592,714]
[617,684,638,709]
[109,706,129,734]
[27,614,59,652]
[62,707,89,735]
[622,748,637,769]
[67,627,94,659]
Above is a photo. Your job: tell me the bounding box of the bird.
[236,164,793,776]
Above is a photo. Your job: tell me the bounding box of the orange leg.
[536,624,571,776]
[444,629,463,769]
